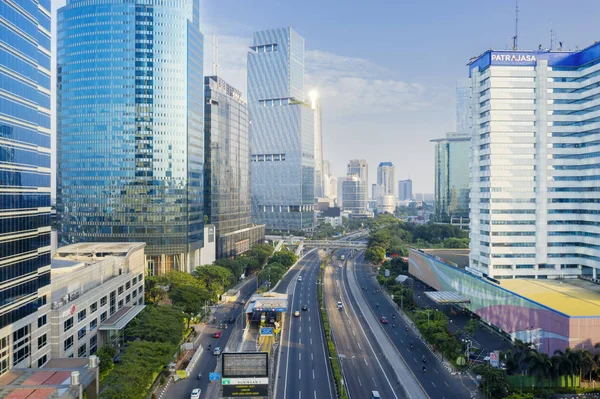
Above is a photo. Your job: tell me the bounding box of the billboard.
[222,353,269,398]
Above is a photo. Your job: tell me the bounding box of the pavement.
[324,249,408,399]
[159,276,257,399]
[353,254,483,399]
[274,249,335,399]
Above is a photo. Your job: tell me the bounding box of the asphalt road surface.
[164,277,257,399]
[274,249,335,399]
[324,249,406,399]
[352,253,480,399]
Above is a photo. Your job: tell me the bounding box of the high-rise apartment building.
[204,76,265,258]
[469,44,600,279]
[456,78,472,134]
[310,92,324,199]
[347,159,368,189]
[398,179,413,201]
[57,0,206,275]
[377,162,397,199]
[431,132,470,223]
[248,27,315,232]
[0,0,52,375]
[342,175,367,215]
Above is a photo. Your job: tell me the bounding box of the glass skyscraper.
[431,132,470,223]
[57,0,205,275]
[0,0,52,374]
[468,44,600,279]
[204,76,265,258]
[247,27,315,232]
[310,92,324,199]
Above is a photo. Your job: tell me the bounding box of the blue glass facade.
[57,0,204,275]
[0,0,52,374]
[247,27,315,232]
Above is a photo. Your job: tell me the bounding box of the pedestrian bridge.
[298,240,367,249]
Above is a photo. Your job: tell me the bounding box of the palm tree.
[554,347,580,385]
[579,349,597,382]
[513,339,534,375]
[550,354,563,383]
[528,351,552,387]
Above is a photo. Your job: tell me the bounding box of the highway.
[164,277,257,399]
[351,252,479,399]
[274,249,335,399]
[324,250,407,399]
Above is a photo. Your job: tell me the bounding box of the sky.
[51,0,600,194]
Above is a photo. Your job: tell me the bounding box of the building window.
[78,327,86,340]
[90,319,97,331]
[13,347,28,366]
[37,315,47,328]
[118,300,123,310]
[78,343,87,358]
[100,296,107,307]
[126,294,131,304]
[138,286,143,294]
[126,282,131,290]
[37,354,47,368]
[78,309,86,322]
[118,286,123,295]
[100,312,107,323]
[132,290,137,298]
[90,302,98,313]
[64,317,73,332]
[37,334,47,349]
[138,273,143,282]
[90,335,97,350]
[64,336,74,352]
[132,276,137,285]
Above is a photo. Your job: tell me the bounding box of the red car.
[212,331,222,338]
[380,316,388,324]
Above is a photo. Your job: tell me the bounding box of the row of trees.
[257,249,298,291]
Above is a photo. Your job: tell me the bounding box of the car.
[212,331,222,338]
[190,388,202,399]
[301,304,308,311]
[381,316,388,324]
[227,317,235,324]
[297,275,303,281]
[337,301,343,310]
[213,347,222,356]
[294,311,300,317]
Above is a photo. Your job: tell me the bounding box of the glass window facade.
[204,76,264,258]
[56,0,204,275]
[0,0,51,376]
[247,27,315,232]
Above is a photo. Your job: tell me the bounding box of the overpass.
[299,240,367,249]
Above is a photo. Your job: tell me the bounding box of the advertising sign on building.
[490,351,500,368]
[222,352,269,398]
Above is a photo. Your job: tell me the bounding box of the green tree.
[463,319,480,336]
[194,265,233,295]
[269,250,298,268]
[502,394,535,399]
[234,256,261,276]
[527,351,552,385]
[442,237,470,248]
[368,230,392,250]
[169,284,211,328]
[246,244,274,265]
[144,275,168,304]
[124,306,185,345]
[473,364,510,399]
[97,344,117,372]
[365,245,386,264]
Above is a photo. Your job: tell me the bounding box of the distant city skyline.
[50,0,600,194]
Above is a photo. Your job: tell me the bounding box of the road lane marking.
[299,327,301,333]
[352,329,356,336]
[444,381,450,387]
[309,326,311,333]
[434,368,438,374]
[314,391,316,399]
[299,369,301,379]
[312,369,315,379]
[310,338,312,345]
[364,358,368,366]
[357,342,361,350]
[311,353,313,360]
[431,381,436,388]
[413,357,417,363]
[299,353,301,361]
[357,376,362,387]
[299,338,301,345]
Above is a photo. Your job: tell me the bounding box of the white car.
[297,275,303,281]
[190,388,201,399]
[213,346,222,356]
[337,301,343,310]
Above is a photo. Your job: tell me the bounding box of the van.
[371,391,381,399]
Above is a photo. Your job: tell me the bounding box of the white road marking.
[314,391,316,399]
[299,369,301,379]
[413,357,417,363]
[431,381,436,388]
[357,341,361,350]
[312,369,315,379]
[357,376,362,387]
[352,329,356,336]
[434,368,439,374]
[299,353,301,361]
[444,381,450,387]
[299,327,301,333]
[299,338,301,345]
[309,326,311,333]
[311,353,313,360]
[310,338,312,345]
[364,358,368,366]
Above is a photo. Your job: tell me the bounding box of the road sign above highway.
[209,372,220,381]
[222,377,269,385]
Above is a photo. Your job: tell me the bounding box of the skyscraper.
[347,159,368,190]
[310,92,324,199]
[342,175,367,215]
[248,27,315,232]
[468,44,600,279]
[377,162,397,199]
[456,78,472,135]
[431,132,470,223]
[0,0,52,374]
[398,179,413,201]
[204,76,265,258]
[57,0,205,275]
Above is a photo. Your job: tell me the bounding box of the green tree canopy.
[246,244,274,266]
[124,305,185,346]
[97,344,116,372]
[365,245,386,264]
[169,284,211,328]
[269,250,298,268]
[194,265,233,295]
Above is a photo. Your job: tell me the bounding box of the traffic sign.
[209,372,220,381]
[260,327,273,336]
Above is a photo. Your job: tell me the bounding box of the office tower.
[310,92,324,199]
[398,179,413,201]
[469,44,600,279]
[456,79,472,134]
[372,184,379,201]
[347,159,368,189]
[431,132,470,223]
[57,0,206,275]
[248,27,315,232]
[342,175,367,214]
[377,162,397,199]
[204,76,265,258]
[0,0,52,375]
[324,174,338,203]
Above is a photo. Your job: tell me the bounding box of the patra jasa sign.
[491,53,537,63]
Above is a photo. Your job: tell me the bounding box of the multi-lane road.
[323,250,407,398]
[274,249,335,399]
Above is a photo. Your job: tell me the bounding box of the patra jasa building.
[468,43,600,280]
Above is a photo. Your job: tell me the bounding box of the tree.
[443,237,470,248]
[194,265,233,295]
[463,319,480,336]
[124,306,185,346]
[269,250,298,268]
[472,364,510,399]
[527,351,552,385]
[235,256,260,275]
[503,394,535,399]
[170,284,211,328]
[365,245,386,264]
[144,275,168,304]
[97,344,116,372]
[246,244,274,265]
[368,229,391,250]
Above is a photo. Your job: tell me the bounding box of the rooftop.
[421,249,469,269]
[245,293,288,313]
[500,278,600,317]
[53,242,145,265]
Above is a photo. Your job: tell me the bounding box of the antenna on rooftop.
[550,26,557,50]
[212,34,219,76]
[512,0,519,50]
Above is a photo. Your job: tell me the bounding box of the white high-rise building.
[377,162,397,199]
[310,92,324,199]
[347,159,368,190]
[398,179,413,201]
[468,44,600,280]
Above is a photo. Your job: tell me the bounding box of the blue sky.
[52,0,600,193]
